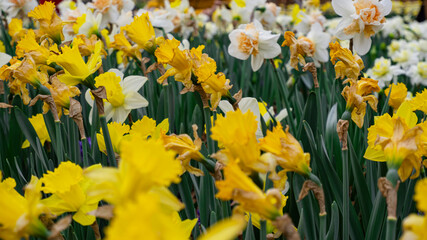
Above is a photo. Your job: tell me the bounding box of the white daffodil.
[332,0,392,55]
[0,0,37,19]
[85,69,149,124]
[228,20,281,72]
[295,9,327,35]
[366,57,404,88]
[254,2,281,30]
[258,102,288,127]
[306,22,331,66]
[88,0,134,26]
[74,10,104,37]
[408,62,427,86]
[391,49,419,71]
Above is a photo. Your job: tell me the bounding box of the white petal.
[314,48,329,63]
[275,109,288,122]
[108,68,124,79]
[124,92,149,109]
[353,33,372,55]
[104,104,114,122]
[228,43,250,60]
[0,52,11,67]
[381,0,392,15]
[112,107,130,124]
[239,97,259,114]
[332,0,355,17]
[218,100,234,113]
[251,54,264,72]
[85,89,94,106]
[259,41,281,59]
[335,18,354,40]
[122,75,148,93]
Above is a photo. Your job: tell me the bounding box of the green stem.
[269,59,297,135]
[82,138,89,167]
[200,157,216,174]
[319,213,327,240]
[342,148,349,240]
[385,217,396,240]
[260,220,267,240]
[314,87,324,135]
[54,121,64,163]
[203,107,215,155]
[99,115,116,167]
[166,83,175,133]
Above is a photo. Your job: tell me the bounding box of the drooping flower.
[7,18,27,43]
[259,123,311,190]
[211,109,270,174]
[332,0,392,55]
[215,162,282,221]
[41,162,102,226]
[15,30,50,65]
[228,20,281,71]
[97,122,130,155]
[85,69,149,123]
[111,31,141,66]
[47,38,103,87]
[282,22,331,69]
[342,77,380,128]
[384,83,407,111]
[0,57,31,104]
[364,102,423,181]
[22,114,51,149]
[27,1,64,43]
[12,56,48,88]
[161,125,205,176]
[329,41,364,80]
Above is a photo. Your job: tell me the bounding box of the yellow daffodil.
[43,76,81,117]
[211,109,270,174]
[111,31,141,65]
[105,192,197,240]
[161,126,205,176]
[215,162,282,221]
[97,122,129,156]
[12,56,48,88]
[410,89,427,114]
[198,216,247,240]
[193,52,232,109]
[22,114,51,149]
[85,136,182,205]
[329,42,365,81]
[74,34,107,57]
[0,173,49,240]
[8,18,27,43]
[47,38,103,87]
[123,13,156,53]
[0,57,31,104]
[384,83,407,111]
[342,77,380,128]
[15,30,50,65]
[400,178,427,240]
[41,161,102,226]
[85,70,149,123]
[155,38,193,88]
[28,1,64,43]
[129,116,169,140]
[364,102,423,181]
[259,123,311,190]
[282,31,314,69]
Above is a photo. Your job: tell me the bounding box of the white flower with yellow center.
[0,0,37,18]
[391,49,419,70]
[366,57,404,88]
[408,62,427,86]
[85,69,149,123]
[228,20,281,72]
[332,0,392,55]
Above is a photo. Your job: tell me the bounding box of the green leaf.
[365,191,386,240]
[325,202,339,240]
[244,215,256,240]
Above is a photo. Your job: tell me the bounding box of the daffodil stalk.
[269,59,296,135]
